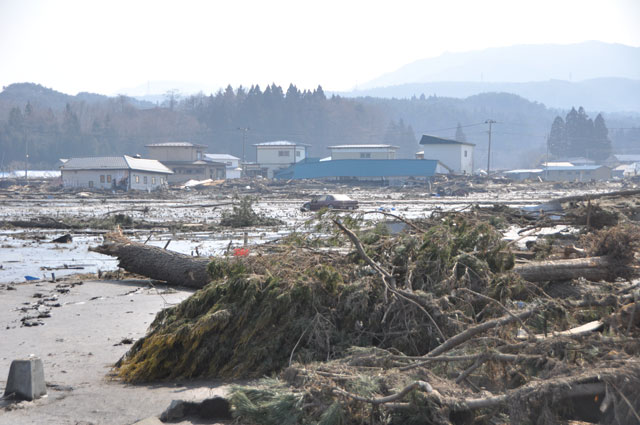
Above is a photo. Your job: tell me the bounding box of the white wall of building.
[62,170,128,189]
[129,171,170,190]
[330,148,396,160]
[256,146,306,178]
[62,169,168,190]
[226,168,242,179]
[421,144,473,174]
[204,155,241,179]
[147,146,204,162]
[460,145,474,174]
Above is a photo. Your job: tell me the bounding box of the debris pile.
[113,201,640,424]
[219,195,284,228]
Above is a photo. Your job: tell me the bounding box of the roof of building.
[204,154,240,161]
[327,144,399,150]
[614,154,640,162]
[614,164,631,171]
[254,140,311,147]
[419,135,475,146]
[545,165,608,171]
[61,156,173,174]
[564,157,595,164]
[504,169,543,174]
[274,159,441,180]
[541,162,574,167]
[162,160,217,166]
[145,142,207,148]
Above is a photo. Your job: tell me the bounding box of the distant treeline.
[0,83,639,170]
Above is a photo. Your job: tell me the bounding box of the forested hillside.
[1,83,639,170]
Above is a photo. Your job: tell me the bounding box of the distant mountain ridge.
[0,83,155,115]
[361,41,640,88]
[341,78,640,113]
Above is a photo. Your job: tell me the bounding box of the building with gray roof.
[61,155,173,191]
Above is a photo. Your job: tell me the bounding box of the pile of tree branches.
[104,205,640,424]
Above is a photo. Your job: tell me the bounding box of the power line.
[416,122,486,134]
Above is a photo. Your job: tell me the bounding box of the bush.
[220,196,283,228]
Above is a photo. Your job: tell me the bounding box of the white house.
[254,141,310,178]
[204,153,242,179]
[544,165,611,182]
[60,155,173,191]
[327,144,398,160]
[418,135,475,175]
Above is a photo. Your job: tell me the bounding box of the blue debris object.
[24,276,40,281]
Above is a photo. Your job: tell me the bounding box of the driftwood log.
[514,255,629,282]
[92,232,632,289]
[90,233,211,288]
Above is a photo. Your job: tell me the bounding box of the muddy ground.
[0,276,234,425]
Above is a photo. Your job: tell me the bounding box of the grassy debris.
[115,210,640,424]
[220,196,284,228]
[117,215,516,382]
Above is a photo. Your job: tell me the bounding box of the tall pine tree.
[592,113,611,160]
[548,107,612,161]
[548,116,567,157]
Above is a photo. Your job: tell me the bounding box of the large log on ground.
[92,232,629,288]
[514,256,624,282]
[90,234,211,288]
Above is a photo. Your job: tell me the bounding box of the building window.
[144,176,147,184]
[135,175,140,183]
[360,153,371,159]
[88,181,94,188]
[106,175,112,183]
[296,151,301,157]
[100,175,105,183]
[152,177,156,184]
[278,150,290,157]
[197,151,202,160]
[464,150,468,158]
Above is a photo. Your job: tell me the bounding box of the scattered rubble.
[2,178,640,423]
[111,192,640,424]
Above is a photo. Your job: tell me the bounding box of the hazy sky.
[1,0,639,96]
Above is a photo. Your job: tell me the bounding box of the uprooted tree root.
[114,212,640,424]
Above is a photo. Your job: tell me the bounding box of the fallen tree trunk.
[92,233,631,289]
[549,188,640,205]
[514,255,627,282]
[90,233,211,288]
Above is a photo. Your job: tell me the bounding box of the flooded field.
[0,178,629,283]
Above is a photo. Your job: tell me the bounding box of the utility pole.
[545,133,549,181]
[237,127,249,177]
[24,128,29,183]
[485,119,496,175]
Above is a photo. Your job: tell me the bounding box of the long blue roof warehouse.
[274,159,446,180]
